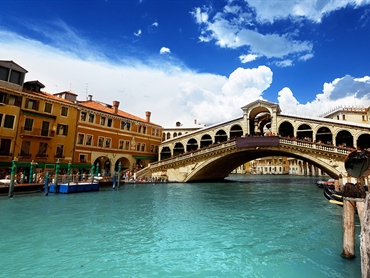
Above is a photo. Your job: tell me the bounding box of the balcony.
[20,128,55,138]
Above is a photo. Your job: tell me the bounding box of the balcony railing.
[20,128,55,138]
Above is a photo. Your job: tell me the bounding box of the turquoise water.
[0,175,361,277]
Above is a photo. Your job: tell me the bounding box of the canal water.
[0,175,361,277]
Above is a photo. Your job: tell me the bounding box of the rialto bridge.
[139,100,370,182]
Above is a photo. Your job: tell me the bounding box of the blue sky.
[1,0,370,127]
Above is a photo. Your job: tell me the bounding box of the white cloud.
[159,47,170,54]
[274,59,293,67]
[191,4,313,61]
[134,29,142,36]
[152,22,158,27]
[278,75,370,117]
[239,54,258,63]
[246,0,370,23]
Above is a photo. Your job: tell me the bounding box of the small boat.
[323,184,343,207]
[0,180,44,195]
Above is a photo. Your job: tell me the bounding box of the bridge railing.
[150,139,237,168]
[151,137,352,169]
[279,138,351,155]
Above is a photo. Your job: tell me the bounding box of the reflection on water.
[0,174,361,277]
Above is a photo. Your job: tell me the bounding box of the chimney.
[88,95,93,101]
[194,119,197,125]
[145,111,151,123]
[113,100,120,114]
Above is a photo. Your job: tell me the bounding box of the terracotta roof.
[22,89,75,104]
[78,100,161,126]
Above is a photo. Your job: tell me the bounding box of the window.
[142,126,147,134]
[98,137,104,147]
[57,124,68,136]
[107,118,112,127]
[125,141,130,150]
[80,112,87,121]
[100,116,106,125]
[41,121,50,136]
[79,154,87,163]
[119,140,124,149]
[26,99,39,110]
[0,66,9,81]
[77,134,85,145]
[4,115,15,128]
[37,142,48,157]
[120,121,126,129]
[24,118,33,131]
[9,70,22,85]
[55,144,64,158]
[61,106,68,117]
[0,114,3,126]
[342,115,346,120]
[141,143,146,152]
[136,143,141,151]
[86,135,92,146]
[44,103,52,113]
[126,122,131,131]
[150,145,154,153]
[155,129,159,137]
[88,113,95,123]
[0,138,11,156]
[105,138,111,148]
[20,141,31,156]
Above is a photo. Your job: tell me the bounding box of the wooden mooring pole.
[342,196,356,259]
[360,191,370,277]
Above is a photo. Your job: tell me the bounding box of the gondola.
[323,184,343,206]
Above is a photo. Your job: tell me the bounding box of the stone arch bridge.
[139,100,370,182]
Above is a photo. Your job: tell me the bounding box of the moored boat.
[0,180,44,195]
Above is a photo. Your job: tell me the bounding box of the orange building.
[0,60,163,180]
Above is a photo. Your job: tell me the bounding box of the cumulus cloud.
[159,47,170,54]
[152,22,158,27]
[278,75,370,116]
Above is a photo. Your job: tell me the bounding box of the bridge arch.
[335,130,354,148]
[230,124,243,139]
[173,142,185,156]
[184,147,342,182]
[186,138,198,152]
[357,133,370,149]
[315,126,333,145]
[200,134,213,148]
[215,129,228,143]
[160,146,171,160]
[278,121,294,138]
[297,124,313,141]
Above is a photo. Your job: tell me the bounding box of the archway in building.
[297,124,313,141]
[160,146,172,160]
[215,129,228,143]
[278,121,294,138]
[247,105,272,136]
[357,134,370,150]
[200,134,213,148]
[316,126,333,145]
[230,124,243,139]
[186,138,198,152]
[115,157,130,171]
[94,156,111,176]
[336,130,353,148]
[174,142,185,156]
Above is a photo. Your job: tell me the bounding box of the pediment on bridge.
[241,99,281,118]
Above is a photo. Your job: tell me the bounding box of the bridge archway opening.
[115,157,130,171]
[316,126,333,144]
[297,124,313,141]
[336,130,353,148]
[215,129,228,143]
[248,108,272,135]
[230,124,243,139]
[160,146,172,160]
[278,121,294,138]
[200,134,213,148]
[173,142,185,156]
[358,134,370,150]
[187,138,198,152]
